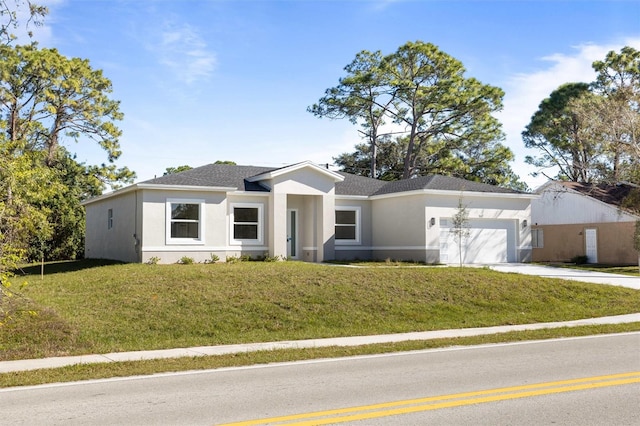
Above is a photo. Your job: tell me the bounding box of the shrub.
[206,254,220,264]
[146,256,160,265]
[178,256,194,265]
[226,255,241,264]
[263,254,283,262]
[571,255,589,265]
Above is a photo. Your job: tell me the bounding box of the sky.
[23,0,640,189]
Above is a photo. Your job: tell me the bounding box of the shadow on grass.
[15,259,125,277]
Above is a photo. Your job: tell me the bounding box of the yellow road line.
[219,371,640,425]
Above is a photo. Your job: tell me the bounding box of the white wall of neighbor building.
[533,183,637,225]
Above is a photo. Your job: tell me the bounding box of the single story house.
[82,161,535,264]
[531,181,640,264]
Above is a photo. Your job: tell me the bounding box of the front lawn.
[2,260,640,361]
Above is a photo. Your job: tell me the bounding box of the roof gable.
[246,161,344,184]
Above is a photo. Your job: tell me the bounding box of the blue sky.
[28,0,640,189]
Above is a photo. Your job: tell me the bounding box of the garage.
[439,218,517,264]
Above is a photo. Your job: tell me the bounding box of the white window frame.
[107,208,113,230]
[335,206,361,245]
[230,202,264,245]
[532,228,544,248]
[166,198,205,245]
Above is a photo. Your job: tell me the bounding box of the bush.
[146,256,160,265]
[571,255,589,265]
[263,254,284,262]
[178,256,194,265]
[206,254,220,264]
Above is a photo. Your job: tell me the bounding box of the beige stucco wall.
[138,190,269,263]
[267,168,339,262]
[334,198,373,261]
[532,222,637,265]
[84,191,141,263]
[370,192,532,263]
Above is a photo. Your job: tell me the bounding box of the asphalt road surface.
[2,333,639,425]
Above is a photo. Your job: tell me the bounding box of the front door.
[286,209,298,259]
[585,228,598,263]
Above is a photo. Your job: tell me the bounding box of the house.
[82,161,535,264]
[531,181,640,264]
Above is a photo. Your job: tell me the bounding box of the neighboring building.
[82,161,535,264]
[531,181,640,265]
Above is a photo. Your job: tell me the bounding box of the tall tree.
[335,134,527,190]
[0,44,129,170]
[0,43,134,261]
[523,47,640,185]
[591,46,640,184]
[309,50,392,178]
[164,165,193,175]
[384,41,505,179]
[0,0,47,45]
[522,83,597,182]
[311,41,512,183]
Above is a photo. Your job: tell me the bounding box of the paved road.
[2,333,639,425]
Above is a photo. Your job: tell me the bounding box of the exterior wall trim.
[370,189,538,201]
[82,184,237,206]
[143,245,269,252]
[336,245,440,251]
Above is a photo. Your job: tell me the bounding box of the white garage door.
[440,218,516,264]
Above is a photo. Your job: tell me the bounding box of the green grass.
[1,323,638,388]
[2,260,639,362]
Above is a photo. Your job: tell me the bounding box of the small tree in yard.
[451,198,471,267]
[634,221,640,274]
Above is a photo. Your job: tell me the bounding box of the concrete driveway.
[485,264,640,290]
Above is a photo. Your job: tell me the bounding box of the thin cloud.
[154,21,216,84]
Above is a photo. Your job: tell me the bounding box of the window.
[532,228,544,248]
[231,203,263,244]
[335,207,360,243]
[107,208,113,229]
[166,199,204,243]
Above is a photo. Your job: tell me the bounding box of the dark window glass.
[234,224,258,239]
[171,222,199,238]
[336,210,356,225]
[335,225,356,240]
[171,203,199,220]
[234,207,258,223]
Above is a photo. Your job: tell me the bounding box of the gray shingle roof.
[141,164,274,191]
[141,163,520,195]
[372,175,520,196]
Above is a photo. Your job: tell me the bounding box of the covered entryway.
[439,218,516,264]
